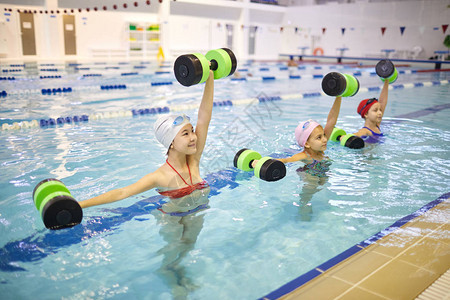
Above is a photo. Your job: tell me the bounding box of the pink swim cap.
[295,119,320,147]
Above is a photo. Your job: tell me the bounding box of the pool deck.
[279,196,450,300]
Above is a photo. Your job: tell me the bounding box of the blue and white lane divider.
[2,69,418,97]
[5,81,172,97]
[1,79,448,131]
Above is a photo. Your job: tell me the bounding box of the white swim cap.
[154,114,191,149]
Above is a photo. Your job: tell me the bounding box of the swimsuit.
[361,126,384,143]
[363,126,383,136]
[158,181,209,199]
[157,159,210,217]
[296,153,331,178]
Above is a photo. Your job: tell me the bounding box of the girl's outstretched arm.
[323,96,342,139]
[193,70,214,161]
[79,171,161,208]
[278,152,308,163]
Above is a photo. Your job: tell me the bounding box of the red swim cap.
[357,98,378,118]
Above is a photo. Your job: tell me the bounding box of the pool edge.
[261,191,450,300]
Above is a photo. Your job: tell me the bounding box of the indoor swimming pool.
[0,60,449,299]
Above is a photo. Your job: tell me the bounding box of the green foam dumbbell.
[233,148,286,182]
[32,178,83,230]
[322,72,360,97]
[330,127,365,149]
[205,48,237,80]
[174,48,237,86]
[376,59,398,83]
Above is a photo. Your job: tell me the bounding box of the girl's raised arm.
[323,96,342,139]
[378,80,389,118]
[193,70,214,161]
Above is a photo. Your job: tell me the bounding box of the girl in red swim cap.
[354,80,389,138]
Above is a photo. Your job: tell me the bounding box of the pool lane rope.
[1,79,448,131]
[2,68,418,97]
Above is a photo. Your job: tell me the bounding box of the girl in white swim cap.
[80,70,215,209]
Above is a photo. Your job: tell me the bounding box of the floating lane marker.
[41,87,73,94]
[1,80,448,131]
[150,81,173,86]
[4,81,174,97]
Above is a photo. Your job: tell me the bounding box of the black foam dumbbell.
[174,48,237,86]
[330,128,364,149]
[233,148,286,181]
[33,179,82,230]
[376,59,398,83]
[322,72,360,97]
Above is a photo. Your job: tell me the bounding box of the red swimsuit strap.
[166,159,193,186]
[158,180,208,199]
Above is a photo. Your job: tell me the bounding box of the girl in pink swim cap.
[271,96,343,218]
[277,96,343,165]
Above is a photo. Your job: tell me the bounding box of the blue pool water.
[0,61,449,299]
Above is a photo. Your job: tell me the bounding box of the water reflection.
[295,160,331,221]
[153,186,211,299]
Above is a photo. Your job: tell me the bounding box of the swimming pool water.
[0,62,449,299]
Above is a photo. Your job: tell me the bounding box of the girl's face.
[305,126,327,152]
[171,123,197,155]
[365,102,383,124]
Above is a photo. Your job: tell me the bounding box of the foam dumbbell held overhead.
[174,48,237,86]
[321,72,364,149]
[33,178,83,230]
[376,59,398,83]
[321,72,360,97]
[233,148,286,182]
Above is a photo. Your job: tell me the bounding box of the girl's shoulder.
[354,127,372,137]
[149,165,169,187]
[293,151,309,161]
[280,151,308,163]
